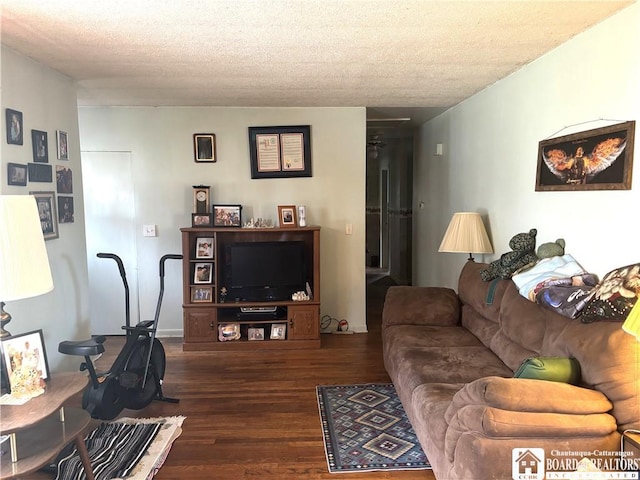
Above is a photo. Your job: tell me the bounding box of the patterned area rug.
[50,416,185,480]
[316,383,430,473]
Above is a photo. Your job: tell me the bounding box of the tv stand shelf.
[180,226,321,351]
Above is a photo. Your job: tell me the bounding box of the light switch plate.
[143,224,157,237]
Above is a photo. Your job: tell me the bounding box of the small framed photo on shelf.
[0,329,49,399]
[193,262,213,284]
[195,237,214,259]
[278,205,298,228]
[6,108,23,145]
[219,323,240,341]
[192,213,212,227]
[7,162,27,186]
[213,205,242,227]
[270,323,287,340]
[56,130,69,160]
[248,327,265,341]
[194,133,216,163]
[191,286,213,303]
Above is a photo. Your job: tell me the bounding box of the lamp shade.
[439,212,493,255]
[622,300,640,340]
[0,195,54,302]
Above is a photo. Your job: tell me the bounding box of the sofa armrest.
[382,286,460,329]
[443,376,617,463]
[446,376,612,416]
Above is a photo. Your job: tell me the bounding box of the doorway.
[82,151,139,335]
[365,127,413,288]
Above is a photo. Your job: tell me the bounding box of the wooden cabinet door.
[288,305,319,340]
[184,309,217,342]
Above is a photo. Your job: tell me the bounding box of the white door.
[82,151,139,335]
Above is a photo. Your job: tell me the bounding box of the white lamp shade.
[439,212,493,254]
[0,195,54,301]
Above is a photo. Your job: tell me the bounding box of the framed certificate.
[248,125,311,179]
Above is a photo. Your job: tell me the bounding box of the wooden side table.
[0,372,95,480]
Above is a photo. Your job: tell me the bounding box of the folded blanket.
[512,254,586,301]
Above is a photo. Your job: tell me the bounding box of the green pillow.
[513,357,581,385]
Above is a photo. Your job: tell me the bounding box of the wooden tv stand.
[180,226,320,351]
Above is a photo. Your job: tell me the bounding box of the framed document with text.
[248,125,311,179]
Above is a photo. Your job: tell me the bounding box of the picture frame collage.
[219,323,287,342]
[190,236,215,303]
[5,107,74,241]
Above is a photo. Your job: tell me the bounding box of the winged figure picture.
[536,121,635,191]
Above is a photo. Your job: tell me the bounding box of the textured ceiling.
[0,1,633,124]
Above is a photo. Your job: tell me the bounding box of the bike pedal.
[119,372,139,389]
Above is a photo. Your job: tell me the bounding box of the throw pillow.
[581,263,640,323]
[513,356,581,385]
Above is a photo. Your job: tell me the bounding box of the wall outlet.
[143,224,157,237]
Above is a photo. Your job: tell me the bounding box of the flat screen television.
[225,241,307,302]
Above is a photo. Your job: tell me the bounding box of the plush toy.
[480,228,538,281]
[536,238,566,259]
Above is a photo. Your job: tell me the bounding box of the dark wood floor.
[67,278,436,480]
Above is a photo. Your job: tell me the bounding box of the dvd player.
[240,306,278,313]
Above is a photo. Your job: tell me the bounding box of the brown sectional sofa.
[382,261,640,479]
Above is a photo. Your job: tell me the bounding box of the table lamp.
[0,195,54,337]
[622,300,640,341]
[438,212,493,262]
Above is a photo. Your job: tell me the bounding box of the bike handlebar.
[97,253,127,282]
[159,254,183,278]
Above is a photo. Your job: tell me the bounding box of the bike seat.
[58,336,106,357]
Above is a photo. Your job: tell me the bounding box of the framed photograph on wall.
[0,329,49,398]
[30,191,58,240]
[536,121,635,191]
[7,163,27,186]
[56,130,69,160]
[278,205,298,228]
[194,133,216,162]
[5,108,23,145]
[248,125,311,179]
[58,196,74,223]
[56,165,73,193]
[28,163,53,183]
[213,205,242,227]
[31,130,49,163]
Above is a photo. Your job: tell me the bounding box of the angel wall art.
[535,121,635,191]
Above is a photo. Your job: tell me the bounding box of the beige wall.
[413,3,640,288]
[1,46,91,372]
[78,106,368,334]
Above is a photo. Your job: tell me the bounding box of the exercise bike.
[59,253,182,420]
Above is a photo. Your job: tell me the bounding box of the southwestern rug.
[316,383,430,473]
[48,415,185,480]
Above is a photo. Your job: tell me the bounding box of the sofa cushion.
[382,286,460,329]
[513,356,581,384]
